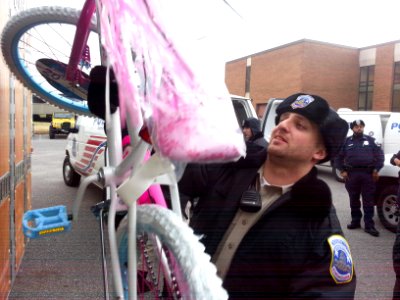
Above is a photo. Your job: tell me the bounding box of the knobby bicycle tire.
[1,6,99,116]
[117,204,228,300]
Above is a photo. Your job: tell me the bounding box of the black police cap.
[350,119,365,129]
[275,93,349,164]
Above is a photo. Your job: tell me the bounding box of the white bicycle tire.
[117,204,228,300]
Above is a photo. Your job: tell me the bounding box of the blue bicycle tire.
[116,204,228,300]
[1,6,100,116]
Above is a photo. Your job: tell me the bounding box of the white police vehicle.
[63,116,106,187]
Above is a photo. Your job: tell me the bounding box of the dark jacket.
[251,132,268,149]
[242,117,268,149]
[334,134,384,172]
[179,160,356,299]
[392,151,400,299]
[394,221,400,299]
[390,151,400,177]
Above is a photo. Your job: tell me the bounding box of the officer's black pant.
[393,220,400,299]
[397,178,400,207]
[345,170,376,228]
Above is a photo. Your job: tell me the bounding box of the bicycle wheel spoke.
[2,6,100,115]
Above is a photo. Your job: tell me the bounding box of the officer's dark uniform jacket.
[179,149,356,299]
[392,151,400,299]
[390,150,400,177]
[394,221,400,299]
[335,134,384,172]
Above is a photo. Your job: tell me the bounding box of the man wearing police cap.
[178,93,356,298]
[335,119,384,237]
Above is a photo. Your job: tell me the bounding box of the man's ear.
[313,146,327,162]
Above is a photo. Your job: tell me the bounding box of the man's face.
[268,112,326,163]
[352,124,364,136]
[242,127,253,141]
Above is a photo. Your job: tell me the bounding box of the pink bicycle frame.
[65,0,168,208]
[65,0,96,85]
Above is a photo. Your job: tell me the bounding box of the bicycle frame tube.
[65,0,96,82]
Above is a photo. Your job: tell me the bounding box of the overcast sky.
[29,0,400,62]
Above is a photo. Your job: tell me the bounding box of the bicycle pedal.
[22,205,71,239]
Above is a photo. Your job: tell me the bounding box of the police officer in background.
[335,119,384,237]
[242,117,268,149]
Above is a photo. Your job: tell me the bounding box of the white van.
[335,108,389,147]
[382,112,400,154]
[63,116,106,187]
[261,98,400,233]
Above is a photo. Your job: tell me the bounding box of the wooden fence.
[0,1,32,298]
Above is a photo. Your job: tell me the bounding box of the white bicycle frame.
[72,65,183,299]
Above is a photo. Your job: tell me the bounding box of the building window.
[358,66,374,110]
[392,62,400,112]
[245,57,251,98]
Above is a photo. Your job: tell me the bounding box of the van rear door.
[382,112,400,154]
[231,95,257,126]
[261,98,283,142]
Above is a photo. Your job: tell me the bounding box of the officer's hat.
[349,119,365,129]
[275,93,348,164]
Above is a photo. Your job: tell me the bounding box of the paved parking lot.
[10,136,108,299]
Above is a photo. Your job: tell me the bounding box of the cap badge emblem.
[291,95,314,109]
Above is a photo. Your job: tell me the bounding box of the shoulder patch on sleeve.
[327,235,354,284]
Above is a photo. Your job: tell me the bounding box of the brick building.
[225,39,400,118]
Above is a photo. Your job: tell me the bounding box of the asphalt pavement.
[9,135,110,299]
